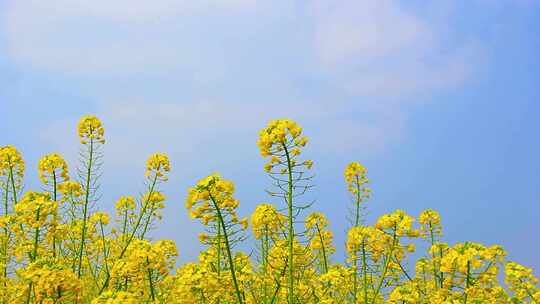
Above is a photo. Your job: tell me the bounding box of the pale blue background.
[1,1,539,274]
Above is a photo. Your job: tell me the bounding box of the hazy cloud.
[3,0,486,162]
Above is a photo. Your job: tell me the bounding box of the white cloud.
[311,0,432,66]
[4,0,257,23]
[5,0,486,161]
[310,0,480,98]
[1,0,261,75]
[2,0,479,97]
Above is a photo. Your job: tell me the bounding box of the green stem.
[86,255,101,289]
[371,228,397,303]
[56,287,62,302]
[263,226,269,302]
[352,246,358,304]
[315,224,328,274]
[362,240,369,304]
[282,143,295,304]
[209,193,243,304]
[8,166,18,205]
[429,225,440,289]
[270,261,288,304]
[77,138,94,278]
[438,247,444,288]
[31,206,41,261]
[464,260,471,304]
[216,220,222,304]
[123,173,158,251]
[121,209,128,238]
[8,166,29,264]
[99,172,158,294]
[394,258,413,282]
[138,163,164,241]
[99,220,110,278]
[52,171,57,258]
[2,180,10,279]
[25,282,33,304]
[217,220,222,277]
[354,176,361,227]
[147,257,156,302]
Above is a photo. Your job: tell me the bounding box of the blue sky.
[1,0,539,273]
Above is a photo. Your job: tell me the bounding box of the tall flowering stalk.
[251,203,286,302]
[373,210,419,302]
[305,212,334,275]
[419,209,444,289]
[258,119,313,304]
[0,145,24,281]
[75,115,105,278]
[344,162,370,227]
[100,153,170,295]
[344,161,370,303]
[13,192,58,262]
[0,146,24,207]
[37,153,69,258]
[12,191,58,303]
[186,173,248,304]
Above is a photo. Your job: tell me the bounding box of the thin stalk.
[31,206,41,261]
[282,143,295,304]
[8,167,18,204]
[121,173,158,255]
[121,209,128,242]
[352,176,362,304]
[464,260,471,304]
[371,228,398,303]
[263,225,269,302]
[138,202,159,240]
[270,262,288,304]
[52,171,57,258]
[361,240,369,304]
[393,258,413,282]
[77,138,94,278]
[147,257,156,301]
[429,225,440,288]
[209,193,243,304]
[26,199,41,304]
[315,224,328,274]
[217,220,222,277]
[352,246,358,303]
[138,163,164,240]
[438,247,444,288]
[25,282,33,304]
[2,181,10,279]
[216,220,222,304]
[99,172,158,293]
[86,255,101,289]
[99,220,110,278]
[354,175,361,227]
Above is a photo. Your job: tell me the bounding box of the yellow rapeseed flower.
[37,153,69,184]
[0,145,25,182]
[78,115,105,144]
[145,153,171,181]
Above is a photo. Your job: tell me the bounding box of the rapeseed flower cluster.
[37,153,69,185]
[0,145,25,197]
[78,115,105,144]
[0,115,537,304]
[251,203,284,240]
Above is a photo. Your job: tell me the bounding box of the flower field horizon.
[0,115,538,303]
